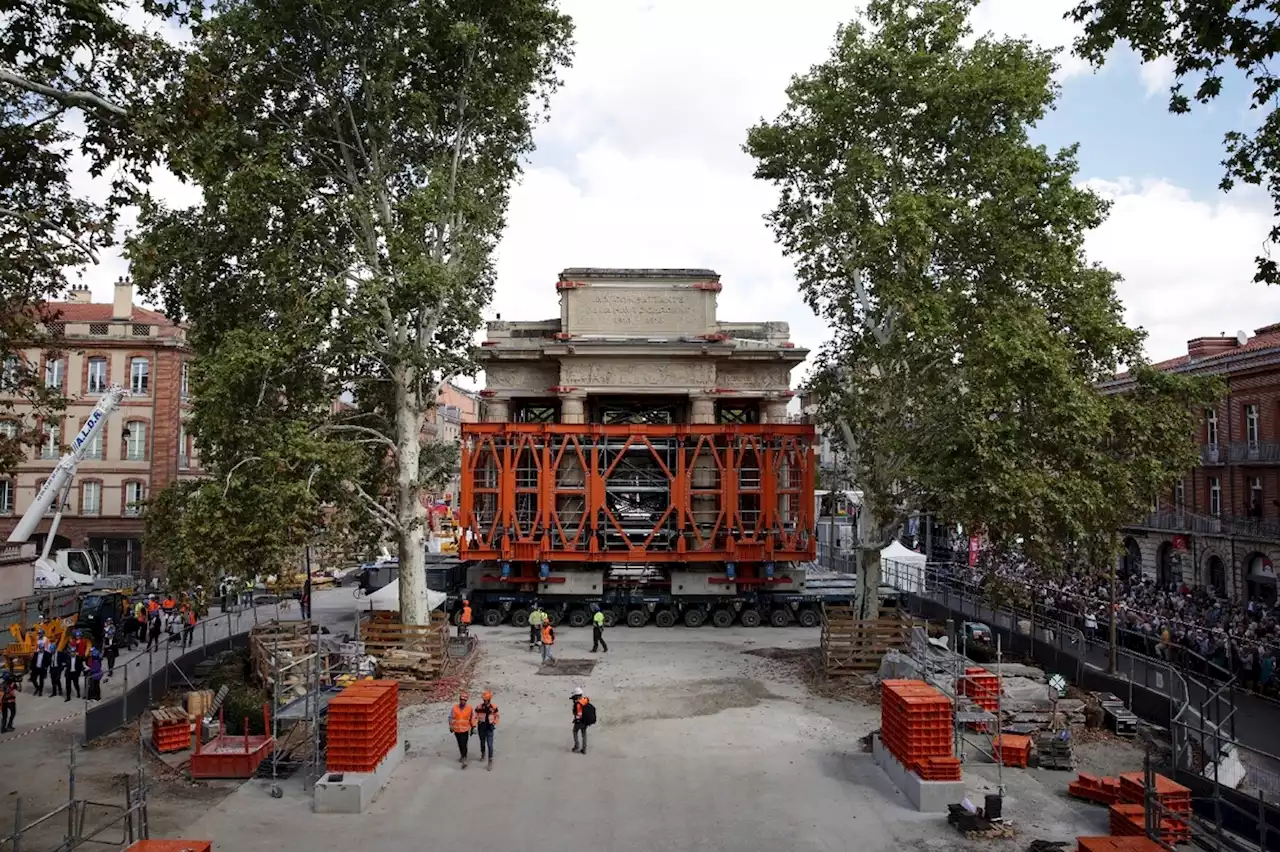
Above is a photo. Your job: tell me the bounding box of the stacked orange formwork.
[1077,837,1165,852]
[880,680,961,781]
[991,734,1032,768]
[1117,773,1192,845]
[957,667,999,731]
[124,842,214,852]
[1068,773,1121,805]
[326,680,399,773]
[151,708,192,755]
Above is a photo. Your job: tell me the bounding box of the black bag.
[581,701,597,726]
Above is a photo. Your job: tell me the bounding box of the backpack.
[581,701,597,726]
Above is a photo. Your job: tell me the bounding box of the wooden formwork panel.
[821,605,912,675]
[357,610,449,688]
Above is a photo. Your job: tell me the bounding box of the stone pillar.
[690,395,716,425]
[483,398,509,423]
[763,401,789,424]
[560,394,586,425]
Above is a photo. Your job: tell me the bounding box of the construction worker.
[1,672,16,733]
[146,604,162,652]
[103,618,118,675]
[475,690,499,770]
[458,599,472,638]
[180,605,196,648]
[590,604,608,653]
[243,578,255,608]
[448,691,476,768]
[571,687,596,754]
[86,649,103,701]
[540,620,556,666]
[146,594,159,616]
[528,603,546,651]
[161,594,175,613]
[30,635,50,697]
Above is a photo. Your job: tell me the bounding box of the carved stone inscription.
[484,363,559,391]
[560,360,715,389]
[715,364,793,390]
[566,287,712,335]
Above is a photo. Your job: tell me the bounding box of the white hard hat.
[571,687,583,697]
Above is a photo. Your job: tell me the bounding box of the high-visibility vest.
[529,610,544,626]
[461,605,472,625]
[186,610,196,626]
[476,702,499,728]
[449,704,474,733]
[593,611,605,627]
[541,623,554,645]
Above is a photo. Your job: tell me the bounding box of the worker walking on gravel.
[449,691,476,768]
[475,690,500,770]
[590,604,608,654]
[540,621,556,666]
[570,687,596,754]
[458,599,472,638]
[528,604,546,651]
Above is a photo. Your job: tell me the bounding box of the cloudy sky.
[75,0,1278,379]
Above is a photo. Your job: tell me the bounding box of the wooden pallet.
[249,620,315,694]
[357,611,449,688]
[820,605,913,676]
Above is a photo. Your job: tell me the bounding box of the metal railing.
[1229,440,1280,464]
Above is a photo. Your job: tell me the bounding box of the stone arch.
[1122,537,1143,581]
[1205,554,1227,596]
[1245,551,1277,606]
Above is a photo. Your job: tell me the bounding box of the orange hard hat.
[482,690,493,701]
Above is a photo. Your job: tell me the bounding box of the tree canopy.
[1070,0,1280,285]
[131,0,573,619]
[747,0,1213,616]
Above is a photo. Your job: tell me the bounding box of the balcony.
[1200,444,1225,465]
[1221,514,1280,541]
[1228,441,1280,464]
[1129,511,1280,542]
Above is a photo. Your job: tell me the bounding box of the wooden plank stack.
[249,620,314,695]
[186,689,215,720]
[151,707,192,754]
[358,610,449,689]
[821,605,912,676]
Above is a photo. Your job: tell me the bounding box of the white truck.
[6,386,128,591]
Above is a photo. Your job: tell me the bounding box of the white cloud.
[1139,56,1176,97]
[68,0,1272,374]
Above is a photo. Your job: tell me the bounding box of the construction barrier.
[821,606,912,676]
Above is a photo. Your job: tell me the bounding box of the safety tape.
[0,708,84,745]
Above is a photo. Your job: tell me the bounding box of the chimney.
[68,283,93,304]
[112,279,133,321]
[1187,336,1238,359]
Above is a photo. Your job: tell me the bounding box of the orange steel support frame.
[459,423,817,566]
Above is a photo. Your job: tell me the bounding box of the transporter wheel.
[654,609,677,628]
[482,608,504,627]
[711,608,735,629]
[797,608,820,628]
[567,608,591,629]
[602,610,619,628]
[545,610,563,627]
[739,608,761,628]
[510,608,530,628]
[625,609,649,628]
[683,609,706,628]
[769,609,791,628]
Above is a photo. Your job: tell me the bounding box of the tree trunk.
[394,371,429,625]
[855,503,881,621]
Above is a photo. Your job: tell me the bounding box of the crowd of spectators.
[928,556,1280,698]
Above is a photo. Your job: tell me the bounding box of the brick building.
[423,382,478,506]
[0,282,199,576]
[1101,323,1280,604]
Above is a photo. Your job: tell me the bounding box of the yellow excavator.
[4,615,77,674]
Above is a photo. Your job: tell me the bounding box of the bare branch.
[346,480,401,530]
[0,69,128,118]
[0,206,101,262]
[223,456,262,497]
[316,423,397,454]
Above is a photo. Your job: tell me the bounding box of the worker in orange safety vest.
[475,690,499,770]
[540,621,556,667]
[448,691,476,768]
[458,599,472,638]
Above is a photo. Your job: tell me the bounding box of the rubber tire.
[712,608,735,628]
[510,609,530,628]
[797,609,820,628]
[602,610,619,628]
[769,609,790,627]
[567,609,591,629]
[626,609,648,628]
[654,609,676,628]
[739,608,761,628]
[546,610,563,627]
[683,609,706,628]
[482,608,504,627]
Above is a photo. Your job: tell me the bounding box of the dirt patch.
[535,659,598,677]
[743,646,883,705]
[609,677,780,725]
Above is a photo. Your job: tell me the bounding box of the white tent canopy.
[880,540,926,593]
[365,582,448,613]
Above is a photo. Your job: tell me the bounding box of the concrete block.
[669,571,735,596]
[313,740,405,814]
[871,733,964,813]
[539,571,603,596]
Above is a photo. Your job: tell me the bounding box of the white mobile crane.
[7,385,129,589]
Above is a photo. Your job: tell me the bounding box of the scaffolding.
[1,721,151,852]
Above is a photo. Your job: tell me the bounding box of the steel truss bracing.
[459,423,817,567]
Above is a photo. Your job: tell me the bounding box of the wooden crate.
[250,620,314,695]
[821,605,912,675]
[357,611,449,689]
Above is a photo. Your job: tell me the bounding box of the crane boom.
[7,385,129,544]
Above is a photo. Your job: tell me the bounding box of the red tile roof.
[45,302,176,328]
[1116,324,1280,379]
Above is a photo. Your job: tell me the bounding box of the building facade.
[0,282,198,575]
[477,268,806,425]
[424,381,479,506]
[1103,324,1280,604]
